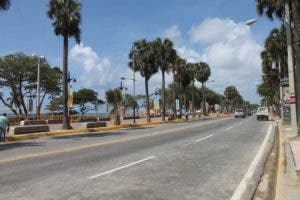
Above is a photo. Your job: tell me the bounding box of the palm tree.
[186,63,196,113]
[195,62,211,116]
[47,0,81,129]
[172,56,186,116]
[0,0,10,10]
[256,0,284,19]
[105,88,122,125]
[153,38,176,121]
[256,0,300,127]
[129,40,158,122]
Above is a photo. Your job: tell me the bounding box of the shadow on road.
[0,142,44,151]
[127,126,153,130]
[51,131,125,140]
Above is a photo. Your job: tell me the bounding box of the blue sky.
[0,0,280,106]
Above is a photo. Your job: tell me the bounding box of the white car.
[256,107,269,120]
[234,109,245,118]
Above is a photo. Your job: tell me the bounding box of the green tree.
[224,86,243,111]
[153,38,176,121]
[172,56,191,114]
[48,0,82,129]
[0,53,62,116]
[195,62,211,115]
[123,93,138,114]
[129,40,158,122]
[73,88,98,116]
[46,96,63,114]
[0,0,10,10]
[105,88,122,125]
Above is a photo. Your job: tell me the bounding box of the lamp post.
[121,77,136,123]
[247,11,297,132]
[32,54,44,120]
[119,80,127,120]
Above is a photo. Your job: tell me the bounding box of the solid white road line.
[89,156,155,179]
[230,123,273,200]
[184,134,214,147]
[225,126,234,130]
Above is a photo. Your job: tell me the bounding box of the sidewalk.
[275,118,300,200]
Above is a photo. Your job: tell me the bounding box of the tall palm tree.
[129,40,158,122]
[0,0,10,10]
[195,62,211,116]
[153,38,176,121]
[186,63,196,113]
[256,0,300,129]
[172,56,186,116]
[47,0,81,129]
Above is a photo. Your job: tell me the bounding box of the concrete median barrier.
[21,120,47,126]
[47,119,63,124]
[86,122,107,128]
[14,125,50,135]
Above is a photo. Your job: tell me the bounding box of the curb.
[252,123,279,200]
[6,116,220,142]
[231,122,275,200]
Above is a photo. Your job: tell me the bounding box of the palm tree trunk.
[162,70,166,121]
[145,78,151,122]
[192,80,195,113]
[291,0,300,134]
[172,69,177,118]
[62,35,72,129]
[202,82,206,116]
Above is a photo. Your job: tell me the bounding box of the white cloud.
[189,18,250,44]
[164,25,181,42]
[70,44,132,97]
[165,18,263,103]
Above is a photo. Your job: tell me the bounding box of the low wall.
[86,122,107,128]
[78,117,97,122]
[47,119,63,124]
[21,120,47,126]
[98,117,111,121]
[14,125,50,135]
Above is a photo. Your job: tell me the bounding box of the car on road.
[245,110,252,116]
[256,107,269,120]
[234,109,246,118]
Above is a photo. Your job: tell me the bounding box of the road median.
[6,115,221,142]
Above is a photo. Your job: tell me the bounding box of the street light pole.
[36,56,41,120]
[33,55,44,120]
[133,47,136,124]
[284,3,297,132]
[246,14,297,132]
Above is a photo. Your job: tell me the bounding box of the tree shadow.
[127,126,154,130]
[51,131,124,140]
[0,142,44,151]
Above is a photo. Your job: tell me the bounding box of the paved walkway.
[276,121,300,200]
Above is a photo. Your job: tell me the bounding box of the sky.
[0,0,281,106]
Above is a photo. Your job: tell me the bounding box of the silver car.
[234,109,246,118]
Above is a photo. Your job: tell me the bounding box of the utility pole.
[36,56,41,120]
[285,3,298,132]
[133,47,136,124]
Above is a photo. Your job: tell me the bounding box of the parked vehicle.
[256,107,269,120]
[234,109,246,118]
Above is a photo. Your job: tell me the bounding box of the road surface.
[0,116,272,200]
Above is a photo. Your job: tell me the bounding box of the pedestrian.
[185,110,188,120]
[0,113,9,142]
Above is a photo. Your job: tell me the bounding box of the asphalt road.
[0,116,272,200]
